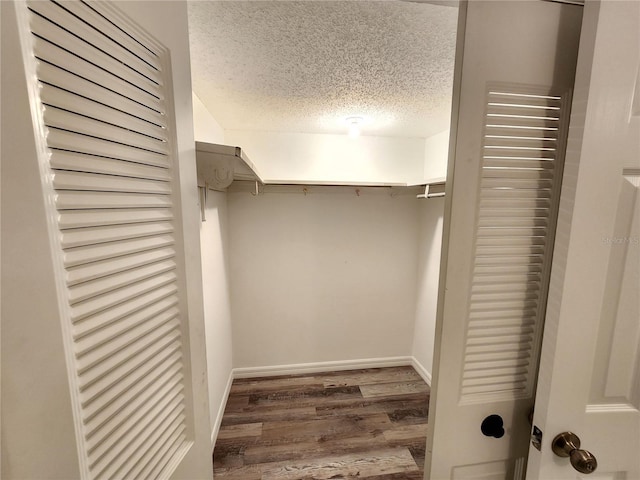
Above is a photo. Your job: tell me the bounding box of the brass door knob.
[552,432,598,474]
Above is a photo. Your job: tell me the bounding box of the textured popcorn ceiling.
[188,1,458,139]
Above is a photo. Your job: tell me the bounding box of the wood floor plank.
[248,385,364,408]
[261,413,392,443]
[382,423,429,443]
[359,380,430,399]
[221,406,317,427]
[217,422,263,440]
[242,427,392,466]
[223,394,251,413]
[320,367,421,388]
[212,366,430,478]
[231,376,324,394]
[315,396,428,419]
[213,464,263,480]
[260,447,418,480]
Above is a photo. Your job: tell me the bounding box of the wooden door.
[527,1,640,478]
[425,1,583,478]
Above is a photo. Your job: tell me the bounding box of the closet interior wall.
[227,187,422,371]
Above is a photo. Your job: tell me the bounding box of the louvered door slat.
[466,350,531,362]
[80,336,181,402]
[33,39,162,113]
[480,177,554,190]
[77,309,179,373]
[48,129,169,167]
[464,356,532,370]
[41,87,167,141]
[75,302,179,353]
[467,334,533,346]
[25,1,191,477]
[53,171,171,194]
[480,168,554,180]
[87,384,183,465]
[485,125,558,138]
[73,285,178,335]
[55,0,162,71]
[67,248,175,287]
[476,245,545,256]
[61,222,174,249]
[466,342,532,354]
[69,259,176,303]
[486,104,560,117]
[72,292,180,338]
[51,151,170,181]
[27,0,161,84]
[478,208,550,220]
[79,321,180,390]
[483,136,557,149]
[60,208,172,229]
[57,191,172,210]
[463,375,529,388]
[99,413,186,480]
[82,355,182,424]
[64,235,174,267]
[37,61,165,127]
[29,15,162,100]
[477,217,549,229]
[476,226,548,238]
[482,158,555,170]
[476,235,546,247]
[480,187,552,200]
[474,263,543,273]
[470,310,539,322]
[471,291,540,303]
[487,92,562,107]
[44,107,168,154]
[84,363,182,437]
[137,430,186,480]
[91,399,184,479]
[87,380,182,466]
[70,272,177,322]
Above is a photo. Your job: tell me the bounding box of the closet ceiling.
[187,1,458,139]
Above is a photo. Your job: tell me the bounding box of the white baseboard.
[232,356,413,379]
[210,369,234,448]
[411,356,432,386]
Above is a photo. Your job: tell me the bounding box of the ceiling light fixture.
[346,116,363,138]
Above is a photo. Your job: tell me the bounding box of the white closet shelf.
[195,142,446,213]
[196,141,263,190]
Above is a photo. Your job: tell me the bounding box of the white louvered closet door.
[21,1,192,478]
[425,2,584,479]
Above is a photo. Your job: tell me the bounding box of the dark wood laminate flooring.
[213,366,430,479]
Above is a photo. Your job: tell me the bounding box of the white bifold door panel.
[426,1,583,478]
[14,1,195,478]
[528,1,640,478]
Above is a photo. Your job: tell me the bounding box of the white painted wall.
[423,129,450,182]
[411,197,445,382]
[225,129,426,185]
[193,92,225,144]
[227,188,421,369]
[193,92,235,446]
[199,191,234,445]
[2,2,212,478]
